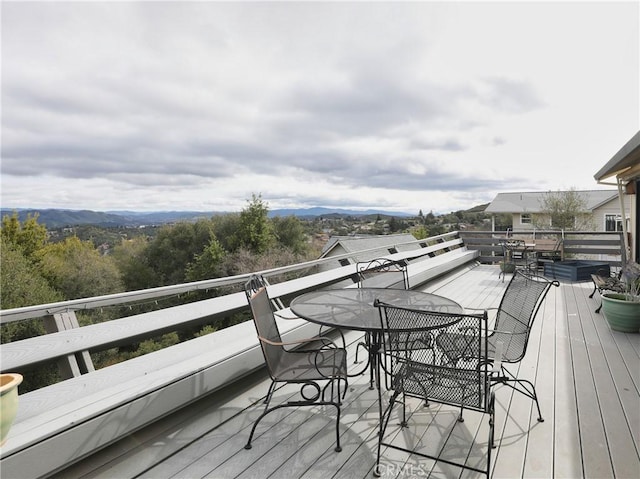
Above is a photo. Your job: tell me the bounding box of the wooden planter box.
[544,261,609,282]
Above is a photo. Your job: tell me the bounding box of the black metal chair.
[357,258,409,290]
[532,238,563,272]
[436,270,559,422]
[374,302,495,478]
[498,239,533,282]
[353,258,409,389]
[243,275,348,452]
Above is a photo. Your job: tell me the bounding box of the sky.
[1,1,639,215]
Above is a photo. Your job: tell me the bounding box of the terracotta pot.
[0,373,23,446]
[601,293,640,333]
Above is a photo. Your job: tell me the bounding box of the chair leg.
[354,341,367,364]
[246,380,344,452]
[489,391,496,448]
[245,379,283,449]
[487,391,496,479]
[333,401,342,452]
[263,381,277,405]
[374,390,400,477]
[496,368,544,422]
[244,385,278,450]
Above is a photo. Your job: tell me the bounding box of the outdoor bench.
[589,261,637,313]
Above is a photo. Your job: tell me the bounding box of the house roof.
[594,130,640,183]
[485,190,618,214]
[320,233,416,258]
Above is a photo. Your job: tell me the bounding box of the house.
[594,130,640,262]
[485,189,631,233]
[319,233,418,269]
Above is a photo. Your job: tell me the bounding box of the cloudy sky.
[2,1,638,214]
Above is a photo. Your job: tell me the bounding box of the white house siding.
[593,199,632,232]
[488,190,631,233]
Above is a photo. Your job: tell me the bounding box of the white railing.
[0,231,460,323]
[0,231,480,479]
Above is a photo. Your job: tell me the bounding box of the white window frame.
[604,214,627,232]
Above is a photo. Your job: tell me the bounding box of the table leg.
[369,332,381,390]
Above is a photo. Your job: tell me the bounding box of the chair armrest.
[492,340,504,373]
[274,310,300,320]
[258,335,340,349]
[465,307,498,312]
[489,329,526,335]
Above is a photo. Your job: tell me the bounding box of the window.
[605,214,624,232]
[521,213,531,225]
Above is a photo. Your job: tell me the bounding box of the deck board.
[522,292,557,479]
[51,265,640,479]
[552,284,584,479]
[566,281,615,479]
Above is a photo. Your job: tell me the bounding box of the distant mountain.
[1,209,132,228]
[105,211,216,224]
[1,207,415,228]
[269,207,414,218]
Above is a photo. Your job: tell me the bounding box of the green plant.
[620,261,640,302]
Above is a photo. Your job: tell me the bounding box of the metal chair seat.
[270,348,348,382]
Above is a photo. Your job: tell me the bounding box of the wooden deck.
[51,265,640,479]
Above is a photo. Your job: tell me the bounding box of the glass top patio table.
[290,288,463,332]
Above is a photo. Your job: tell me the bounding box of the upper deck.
[47,264,640,479]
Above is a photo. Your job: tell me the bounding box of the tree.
[1,237,63,391]
[425,211,436,224]
[111,236,157,291]
[0,238,63,313]
[212,213,242,252]
[413,226,428,240]
[185,236,226,282]
[36,236,124,300]
[143,219,215,286]
[538,189,594,230]
[232,194,275,254]
[1,211,48,259]
[272,215,308,255]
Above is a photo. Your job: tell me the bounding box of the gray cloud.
[1,1,637,212]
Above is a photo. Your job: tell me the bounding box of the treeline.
[1,195,316,391]
[1,194,498,391]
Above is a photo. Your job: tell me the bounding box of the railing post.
[43,311,95,379]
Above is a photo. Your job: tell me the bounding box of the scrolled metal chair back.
[357,258,408,289]
[377,301,490,410]
[494,270,559,362]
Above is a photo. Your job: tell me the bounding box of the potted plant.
[499,240,517,275]
[601,261,640,333]
[499,261,516,274]
[1,373,23,446]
